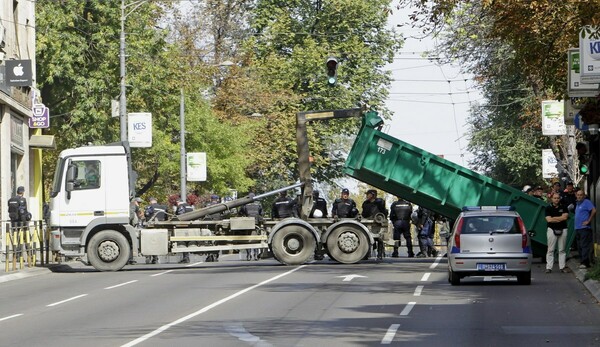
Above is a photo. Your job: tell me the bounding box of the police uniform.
[239,194,263,260]
[272,193,297,218]
[309,191,328,218]
[331,189,357,218]
[8,186,29,227]
[390,198,414,257]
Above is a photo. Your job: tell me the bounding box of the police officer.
[8,186,30,228]
[145,197,168,223]
[310,190,328,218]
[361,189,388,219]
[272,191,297,218]
[176,199,194,263]
[415,207,438,257]
[331,188,358,219]
[390,197,414,258]
[239,193,263,261]
[144,197,167,264]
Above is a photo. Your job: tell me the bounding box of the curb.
[0,263,71,284]
[568,258,600,303]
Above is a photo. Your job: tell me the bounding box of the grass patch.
[585,261,600,281]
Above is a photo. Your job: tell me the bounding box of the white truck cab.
[49,144,139,270]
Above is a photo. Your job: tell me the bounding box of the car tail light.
[454,218,464,249]
[517,217,527,248]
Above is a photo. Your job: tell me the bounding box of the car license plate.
[477,263,505,271]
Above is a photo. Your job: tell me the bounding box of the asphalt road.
[0,254,599,346]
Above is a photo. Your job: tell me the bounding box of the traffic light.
[326,57,338,85]
[577,142,589,175]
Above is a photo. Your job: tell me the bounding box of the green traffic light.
[328,76,336,85]
[580,164,589,174]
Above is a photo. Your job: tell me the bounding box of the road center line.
[47,294,88,307]
[381,323,400,344]
[0,314,23,322]
[421,273,431,281]
[414,285,424,296]
[151,270,174,277]
[400,302,416,316]
[105,280,138,289]
[121,265,307,347]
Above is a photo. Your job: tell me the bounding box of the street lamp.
[120,0,147,142]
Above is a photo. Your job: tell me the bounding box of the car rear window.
[460,216,520,234]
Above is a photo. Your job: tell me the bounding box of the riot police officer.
[331,188,358,219]
[390,197,414,258]
[309,190,328,218]
[176,199,194,263]
[272,191,297,218]
[8,186,30,228]
[361,189,388,219]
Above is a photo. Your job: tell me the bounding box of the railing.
[2,220,53,272]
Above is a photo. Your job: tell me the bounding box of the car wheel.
[517,271,531,285]
[449,269,460,285]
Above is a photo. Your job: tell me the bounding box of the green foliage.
[36,0,255,201]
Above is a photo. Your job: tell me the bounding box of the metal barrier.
[3,220,50,272]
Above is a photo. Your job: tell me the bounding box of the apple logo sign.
[13,63,24,76]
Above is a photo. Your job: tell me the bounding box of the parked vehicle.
[446,206,532,285]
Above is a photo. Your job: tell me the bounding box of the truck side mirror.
[65,163,77,199]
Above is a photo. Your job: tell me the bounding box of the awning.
[29,134,56,149]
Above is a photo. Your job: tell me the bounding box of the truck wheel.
[271,225,316,265]
[87,230,130,271]
[326,225,369,264]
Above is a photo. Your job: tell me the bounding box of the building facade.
[1,1,49,246]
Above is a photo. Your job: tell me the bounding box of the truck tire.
[87,230,131,271]
[326,224,369,264]
[271,225,316,265]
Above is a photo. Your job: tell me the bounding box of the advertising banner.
[187,152,207,182]
[542,149,559,179]
[579,26,600,84]
[128,112,152,148]
[541,100,566,135]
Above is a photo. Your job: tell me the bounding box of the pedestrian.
[176,199,194,263]
[129,197,142,227]
[239,193,263,261]
[575,190,596,269]
[309,190,328,218]
[361,189,388,260]
[389,197,415,258]
[8,186,30,228]
[331,188,358,219]
[545,193,569,273]
[561,182,577,210]
[272,191,297,218]
[547,182,561,201]
[532,186,545,201]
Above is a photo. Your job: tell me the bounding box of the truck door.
[58,158,107,227]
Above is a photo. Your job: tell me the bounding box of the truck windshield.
[50,157,65,198]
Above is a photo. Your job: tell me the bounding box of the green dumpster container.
[344,111,558,257]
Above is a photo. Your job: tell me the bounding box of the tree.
[398,0,600,184]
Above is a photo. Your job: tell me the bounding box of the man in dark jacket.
[272,191,297,218]
[310,190,328,218]
[331,188,358,219]
[8,186,30,228]
[390,197,414,258]
[361,189,388,219]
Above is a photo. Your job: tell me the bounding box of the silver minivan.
[448,206,532,285]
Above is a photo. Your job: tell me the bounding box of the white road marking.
[151,270,174,277]
[420,273,431,281]
[47,294,88,307]
[414,285,424,296]
[0,314,23,322]
[104,280,138,289]
[121,265,307,347]
[400,302,416,316]
[381,324,401,344]
[337,274,367,282]
[429,256,442,269]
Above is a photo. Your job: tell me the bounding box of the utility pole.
[119,0,127,142]
[180,89,186,201]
